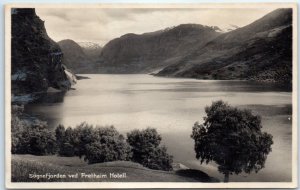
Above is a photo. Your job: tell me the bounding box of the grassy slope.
[12,155,218,182]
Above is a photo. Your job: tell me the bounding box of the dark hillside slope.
[156,9,292,84]
[99,24,221,73]
[58,39,89,73]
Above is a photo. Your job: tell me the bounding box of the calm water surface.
[25,74,292,182]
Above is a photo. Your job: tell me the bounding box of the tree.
[55,124,65,144]
[11,105,57,155]
[71,123,94,158]
[55,125,76,157]
[55,124,65,153]
[26,124,57,155]
[55,123,132,163]
[84,126,132,164]
[191,100,273,182]
[127,128,173,171]
[12,122,57,155]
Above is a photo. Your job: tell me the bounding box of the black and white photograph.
[5,3,297,189]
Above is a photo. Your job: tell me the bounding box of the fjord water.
[25,74,292,182]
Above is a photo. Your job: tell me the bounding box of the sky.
[36,8,276,46]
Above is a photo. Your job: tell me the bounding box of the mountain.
[99,24,221,73]
[57,39,89,73]
[156,9,292,84]
[78,42,102,60]
[218,24,240,33]
[58,40,102,73]
[11,8,74,103]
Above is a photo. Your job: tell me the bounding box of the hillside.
[156,8,292,84]
[99,24,221,73]
[57,40,88,73]
[11,8,73,103]
[12,155,218,182]
[58,40,103,73]
[33,8,292,84]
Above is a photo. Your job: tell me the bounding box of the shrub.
[55,124,65,146]
[71,123,94,158]
[140,145,173,171]
[84,127,132,164]
[127,128,173,171]
[55,126,75,157]
[59,142,75,157]
[55,123,132,163]
[14,125,57,155]
[11,105,57,155]
[11,106,25,153]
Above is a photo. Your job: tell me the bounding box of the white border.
[4,3,298,189]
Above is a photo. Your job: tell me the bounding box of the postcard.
[5,3,298,189]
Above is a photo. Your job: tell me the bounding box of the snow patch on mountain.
[77,42,102,50]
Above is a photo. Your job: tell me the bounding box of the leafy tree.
[55,124,65,153]
[55,124,65,145]
[84,126,132,164]
[60,142,75,157]
[62,127,76,156]
[191,100,273,182]
[25,124,57,155]
[11,105,57,155]
[11,106,26,153]
[127,128,173,171]
[71,123,94,158]
[141,145,173,171]
[12,120,57,155]
[54,123,131,163]
[55,125,76,157]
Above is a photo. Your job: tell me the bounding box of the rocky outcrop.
[11,8,74,103]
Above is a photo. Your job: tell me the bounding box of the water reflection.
[35,90,67,104]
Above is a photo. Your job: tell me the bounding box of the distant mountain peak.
[152,24,222,34]
[118,24,222,39]
[77,42,102,49]
[214,24,240,33]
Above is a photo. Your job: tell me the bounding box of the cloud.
[36,7,276,46]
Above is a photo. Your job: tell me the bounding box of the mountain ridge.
[53,8,292,84]
[98,23,221,73]
[58,40,101,73]
[155,8,292,84]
